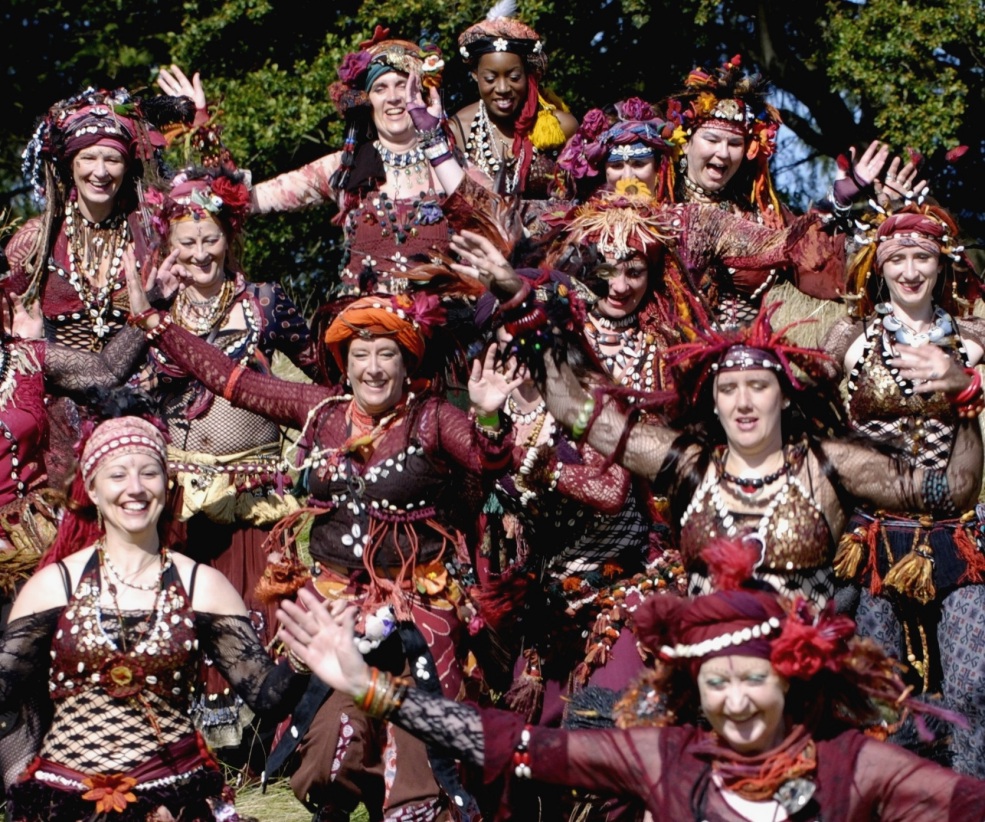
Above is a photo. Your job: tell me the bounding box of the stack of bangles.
[952,368,985,419]
[417,126,455,168]
[354,667,411,720]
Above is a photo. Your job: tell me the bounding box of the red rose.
[211,175,250,212]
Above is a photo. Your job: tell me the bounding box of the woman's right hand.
[156,64,208,125]
[277,589,372,696]
[449,230,523,299]
[124,247,180,325]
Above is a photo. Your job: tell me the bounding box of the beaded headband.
[81,417,169,483]
[711,345,784,374]
[660,615,782,660]
[607,143,656,161]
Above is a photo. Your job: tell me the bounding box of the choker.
[506,396,546,426]
[682,174,726,203]
[719,461,791,495]
[374,141,427,172]
[590,310,639,330]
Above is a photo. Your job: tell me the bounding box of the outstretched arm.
[542,356,679,482]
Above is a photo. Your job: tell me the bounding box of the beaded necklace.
[0,419,25,498]
[584,313,659,393]
[370,191,443,245]
[95,544,173,652]
[172,279,236,335]
[374,140,430,199]
[466,102,522,193]
[505,396,546,426]
[681,175,731,210]
[60,200,129,344]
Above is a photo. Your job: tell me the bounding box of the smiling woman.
[0,411,309,821]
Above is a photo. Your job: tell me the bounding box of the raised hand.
[877,154,930,206]
[449,230,523,299]
[277,589,372,695]
[469,342,524,414]
[156,64,207,111]
[833,140,889,206]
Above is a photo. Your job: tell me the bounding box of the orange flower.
[99,655,144,698]
[81,773,138,814]
[414,563,448,596]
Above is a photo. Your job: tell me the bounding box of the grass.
[233,777,370,821]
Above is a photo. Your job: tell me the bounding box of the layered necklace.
[467,102,521,193]
[374,140,430,198]
[61,199,129,345]
[505,395,546,426]
[95,543,173,651]
[681,174,729,209]
[172,279,236,335]
[584,311,659,393]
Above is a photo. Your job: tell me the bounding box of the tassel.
[883,537,936,605]
[866,518,883,596]
[254,556,312,604]
[530,96,566,151]
[504,649,544,724]
[955,518,985,584]
[833,527,867,580]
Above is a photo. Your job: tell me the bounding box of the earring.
[679,155,688,173]
[96,509,104,531]
[713,407,720,416]
[782,400,790,410]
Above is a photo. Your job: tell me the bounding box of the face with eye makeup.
[697,655,789,754]
[595,252,649,319]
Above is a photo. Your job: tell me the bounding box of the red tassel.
[866,518,883,597]
[955,522,985,584]
[471,568,536,633]
[504,650,544,724]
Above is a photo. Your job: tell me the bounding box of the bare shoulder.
[555,110,579,138]
[7,549,94,620]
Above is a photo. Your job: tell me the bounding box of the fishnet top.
[386,689,985,819]
[151,276,317,455]
[0,554,306,786]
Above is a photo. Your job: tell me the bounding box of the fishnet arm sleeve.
[555,442,631,516]
[43,325,148,392]
[542,358,677,482]
[0,609,58,712]
[418,399,514,475]
[822,420,983,513]
[155,318,335,429]
[196,613,308,721]
[251,153,342,214]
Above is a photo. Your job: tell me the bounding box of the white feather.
[486,0,517,21]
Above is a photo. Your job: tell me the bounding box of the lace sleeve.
[196,613,308,720]
[957,316,985,357]
[0,609,58,792]
[819,316,863,378]
[822,418,983,513]
[555,441,631,516]
[0,609,58,712]
[155,318,335,429]
[43,325,147,392]
[542,360,677,482]
[390,687,486,767]
[418,398,514,475]
[251,153,342,214]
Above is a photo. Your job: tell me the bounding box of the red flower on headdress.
[339,50,373,85]
[770,598,854,680]
[211,175,250,213]
[618,97,655,122]
[82,773,139,814]
[400,292,445,333]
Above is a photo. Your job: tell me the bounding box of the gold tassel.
[833,526,867,580]
[530,95,566,151]
[883,527,936,605]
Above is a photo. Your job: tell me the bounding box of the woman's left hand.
[9,291,43,339]
[469,342,523,414]
[888,345,970,395]
[876,154,929,206]
[405,71,442,133]
[156,64,207,113]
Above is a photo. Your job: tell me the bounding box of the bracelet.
[353,668,410,720]
[144,312,171,343]
[416,126,443,146]
[951,368,982,405]
[285,647,311,674]
[222,365,247,403]
[423,140,451,161]
[429,150,456,168]
[499,280,532,314]
[476,410,500,429]
[128,308,158,328]
[571,395,596,441]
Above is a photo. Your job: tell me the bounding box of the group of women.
[1,6,985,822]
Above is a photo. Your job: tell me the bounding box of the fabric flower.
[211,176,250,213]
[618,97,654,122]
[580,108,610,141]
[100,655,145,698]
[415,562,448,595]
[556,134,593,179]
[338,50,373,85]
[82,773,138,814]
[770,599,855,679]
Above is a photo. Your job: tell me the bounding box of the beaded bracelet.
[144,313,171,343]
[571,395,596,441]
[354,668,410,720]
[128,308,158,327]
[285,647,312,674]
[922,468,958,517]
[512,725,533,779]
